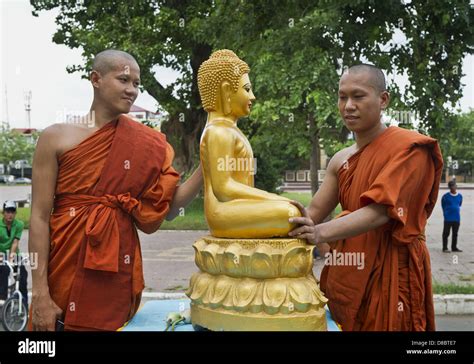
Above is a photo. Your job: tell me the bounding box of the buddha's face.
[228,73,256,118]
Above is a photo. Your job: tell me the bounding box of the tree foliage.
[0,123,38,166]
[30,0,474,191]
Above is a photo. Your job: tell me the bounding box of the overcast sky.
[1,0,473,130]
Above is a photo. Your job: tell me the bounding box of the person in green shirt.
[0,200,28,308]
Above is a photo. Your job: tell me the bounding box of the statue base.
[186,236,328,331]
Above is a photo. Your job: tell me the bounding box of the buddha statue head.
[198,49,255,120]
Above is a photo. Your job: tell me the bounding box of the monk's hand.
[288,200,320,245]
[32,293,63,331]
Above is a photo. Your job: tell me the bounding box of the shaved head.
[338,63,390,134]
[89,49,141,115]
[91,49,139,75]
[344,64,386,92]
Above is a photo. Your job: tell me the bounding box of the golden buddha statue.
[197,49,301,238]
[186,50,327,331]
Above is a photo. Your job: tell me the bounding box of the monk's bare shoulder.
[36,124,68,159]
[50,123,98,159]
[327,145,357,175]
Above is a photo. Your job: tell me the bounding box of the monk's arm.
[315,203,390,244]
[206,127,287,202]
[29,126,63,330]
[307,152,342,224]
[30,128,56,296]
[298,150,345,255]
[166,165,203,221]
[290,202,389,246]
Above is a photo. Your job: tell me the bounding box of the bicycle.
[1,258,28,331]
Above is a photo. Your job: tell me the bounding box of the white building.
[128,105,161,128]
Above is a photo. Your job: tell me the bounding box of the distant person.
[441,180,463,252]
[0,200,28,309]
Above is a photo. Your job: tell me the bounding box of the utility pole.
[24,90,32,129]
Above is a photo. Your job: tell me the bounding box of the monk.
[29,50,203,331]
[288,64,443,331]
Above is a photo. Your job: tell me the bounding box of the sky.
[1,0,473,130]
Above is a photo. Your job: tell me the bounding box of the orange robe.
[29,115,179,331]
[320,126,443,331]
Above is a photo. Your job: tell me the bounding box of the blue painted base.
[122,299,340,331]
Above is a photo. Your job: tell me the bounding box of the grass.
[164,285,188,292]
[160,196,207,230]
[14,192,344,231]
[281,192,313,205]
[15,207,31,229]
[432,281,474,295]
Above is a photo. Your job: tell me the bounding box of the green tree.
[30,0,473,194]
[440,110,474,181]
[0,123,38,166]
[219,0,473,193]
[197,0,473,192]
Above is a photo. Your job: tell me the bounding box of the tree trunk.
[161,108,206,174]
[308,112,321,196]
[159,43,212,174]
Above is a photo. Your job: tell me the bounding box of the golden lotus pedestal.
[186,236,328,331]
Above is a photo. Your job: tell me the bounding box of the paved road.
[433,315,474,331]
[0,185,31,203]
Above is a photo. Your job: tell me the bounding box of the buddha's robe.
[320,126,443,331]
[29,115,179,331]
[200,119,300,238]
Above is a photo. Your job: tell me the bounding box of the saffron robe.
[320,126,443,331]
[29,115,179,330]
